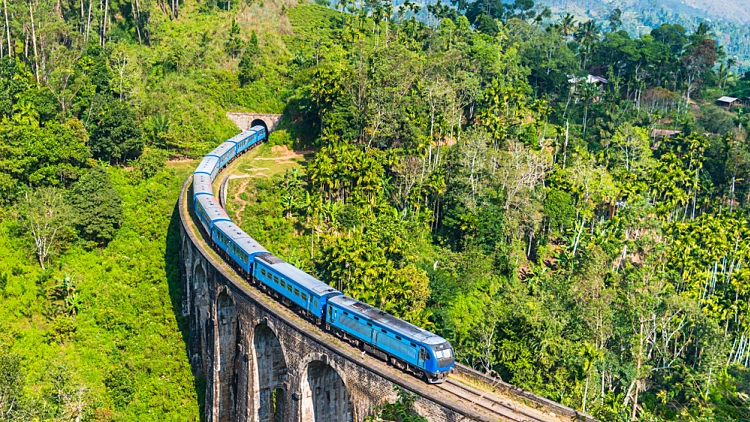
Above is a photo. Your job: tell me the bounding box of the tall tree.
[69,166,122,245]
[17,187,73,270]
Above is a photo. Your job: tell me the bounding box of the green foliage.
[225,18,244,59]
[133,148,169,180]
[544,189,575,235]
[90,100,144,164]
[69,167,123,245]
[238,31,261,86]
[16,187,75,270]
[365,387,427,422]
[0,353,23,420]
[0,165,199,420]
[0,117,90,201]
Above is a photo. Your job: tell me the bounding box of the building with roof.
[717,96,740,109]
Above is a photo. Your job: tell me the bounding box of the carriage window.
[294,288,300,296]
[301,292,308,301]
[280,280,285,287]
[396,336,402,340]
[261,269,266,276]
[287,284,292,292]
[343,311,349,315]
[274,276,279,283]
[366,322,372,327]
[381,329,386,334]
[410,343,417,348]
[353,316,359,320]
[314,300,318,308]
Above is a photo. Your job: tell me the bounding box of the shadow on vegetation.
[165,198,207,421]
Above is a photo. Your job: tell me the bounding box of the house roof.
[567,74,609,84]
[651,129,681,139]
[717,96,739,103]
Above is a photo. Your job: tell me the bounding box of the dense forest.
[2,0,750,419]
[537,0,750,71]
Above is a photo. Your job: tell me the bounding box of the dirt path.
[227,145,313,227]
[231,176,252,227]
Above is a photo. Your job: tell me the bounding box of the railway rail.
[441,379,548,422]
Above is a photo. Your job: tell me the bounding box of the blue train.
[191,125,454,383]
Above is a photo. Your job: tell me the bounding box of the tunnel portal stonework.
[227,112,282,133]
[178,198,474,422]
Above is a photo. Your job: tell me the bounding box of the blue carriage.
[253,254,341,319]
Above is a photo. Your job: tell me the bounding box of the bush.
[69,167,123,245]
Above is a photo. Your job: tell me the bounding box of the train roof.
[193,174,213,196]
[195,156,219,175]
[228,129,256,144]
[196,195,229,221]
[328,296,447,346]
[214,221,268,257]
[250,125,266,132]
[208,142,235,158]
[256,254,338,296]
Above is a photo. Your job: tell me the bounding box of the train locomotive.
[190,125,455,383]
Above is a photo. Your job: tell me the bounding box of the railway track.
[438,377,558,422]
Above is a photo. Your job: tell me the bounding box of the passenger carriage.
[195,195,230,236]
[208,142,238,169]
[232,128,257,154]
[251,125,266,143]
[195,155,221,182]
[253,254,341,319]
[212,221,268,274]
[192,173,213,201]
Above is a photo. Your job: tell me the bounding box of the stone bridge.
[177,118,596,422]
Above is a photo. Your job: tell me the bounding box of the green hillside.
[2,0,750,420]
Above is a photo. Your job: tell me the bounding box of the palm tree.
[575,19,599,70]
[558,13,576,40]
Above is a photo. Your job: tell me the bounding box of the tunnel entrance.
[217,292,240,422]
[254,324,288,422]
[250,119,268,136]
[301,360,353,421]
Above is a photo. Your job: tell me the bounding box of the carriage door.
[329,308,337,323]
[418,347,427,367]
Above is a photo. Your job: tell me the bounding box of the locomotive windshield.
[435,343,454,368]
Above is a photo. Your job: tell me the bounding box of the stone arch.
[253,323,288,422]
[251,119,268,136]
[216,290,241,422]
[300,359,353,422]
[193,262,210,375]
